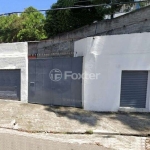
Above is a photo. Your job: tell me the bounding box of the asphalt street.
[0,130,109,150]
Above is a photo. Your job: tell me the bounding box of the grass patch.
[85,130,93,134]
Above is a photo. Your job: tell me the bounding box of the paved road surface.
[0,130,109,150]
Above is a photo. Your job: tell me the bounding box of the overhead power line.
[0,0,149,16]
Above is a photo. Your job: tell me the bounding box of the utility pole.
[111,0,114,19]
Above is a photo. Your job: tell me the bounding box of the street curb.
[0,126,150,137]
[93,130,150,137]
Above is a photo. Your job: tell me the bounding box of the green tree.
[0,14,21,42]
[17,7,47,41]
[44,0,134,37]
[0,6,47,43]
[70,0,104,28]
[44,0,74,37]
[44,0,105,37]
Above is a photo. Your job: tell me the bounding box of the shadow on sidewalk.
[44,106,99,126]
[45,105,150,132]
[108,113,150,132]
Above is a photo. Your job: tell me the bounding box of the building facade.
[0,42,28,102]
[74,33,150,112]
[1,27,150,112]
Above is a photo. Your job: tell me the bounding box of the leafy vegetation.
[0,7,46,43]
[44,0,107,37]
[0,0,140,42]
[44,0,134,37]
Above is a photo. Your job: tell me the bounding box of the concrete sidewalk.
[0,100,150,135]
[0,100,150,150]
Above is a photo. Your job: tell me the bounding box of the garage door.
[28,57,82,107]
[0,70,20,100]
[120,71,148,108]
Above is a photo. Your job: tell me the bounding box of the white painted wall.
[0,42,28,102]
[74,33,150,112]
